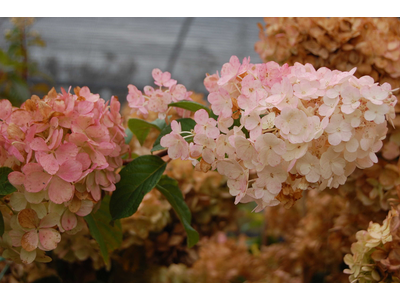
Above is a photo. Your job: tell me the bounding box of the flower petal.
[56,160,82,182]
[8,171,25,187]
[48,176,74,204]
[20,248,37,264]
[21,230,39,252]
[61,209,78,231]
[36,152,59,175]
[24,189,46,204]
[24,170,52,193]
[9,192,27,211]
[55,142,80,165]
[38,228,61,251]
[30,137,49,151]
[39,212,61,228]
[75,200,94,217]
[18,208,40,229]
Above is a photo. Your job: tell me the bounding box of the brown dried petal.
[68,197,82,213]
[21,230,39,252]
[371,249,387,262]
[7,123,25,141]
[18,208,40,229]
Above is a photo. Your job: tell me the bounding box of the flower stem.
[0,198,15,215]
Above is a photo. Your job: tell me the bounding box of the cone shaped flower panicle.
[0,87,128,263]
[128,57,397,212]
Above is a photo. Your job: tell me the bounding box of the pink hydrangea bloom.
[1,86,129,264]
[160,120,189,160]
[127,69,192,119]
[127,56,397,212]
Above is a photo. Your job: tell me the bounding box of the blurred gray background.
[0,17,264,104]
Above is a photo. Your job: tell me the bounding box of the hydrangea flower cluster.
[0,87,128,264]
[255,17,400,84]
[343,206,398,283]
[128,56,398,212]
[127,68,193,119]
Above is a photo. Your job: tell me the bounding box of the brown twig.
[0,198,15,215]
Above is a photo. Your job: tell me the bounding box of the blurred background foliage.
[0,17,51,106]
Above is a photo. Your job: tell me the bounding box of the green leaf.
[128,118,164,146]
[109,155,167,220]
[0,211,4,237]
[124,127,133,144]
[151,118,167,131]
[156,175,199,248]
[0,167,17,196]
[84,195,122,267]
[168,100,211,115]
[151,118,196,153]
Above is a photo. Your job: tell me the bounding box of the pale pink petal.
[86,125,109,142]
[30,137,49,151]
[47,128,63,150]
[170,120,182,133]
[102,183,116,192]
[190,144,203,158]
[90,183,102,201]
[328,133,342,146]
[56,160,82,182]
[78,101,94,115]
[207,126,220,139]
[61,209,78,231]
[75,200,94,217]
[22,163,43,175]
[8,171,25,186]
[38,228,61,251]
[194,109,209,125]
[36,152,59,175]
[8,145,24,162]
[0,99,12,120]
[21,230,39,252]
[160,133,178,148]
[68,133,88,146]
[10,110,31,126]
[55,142,80,165]
[267,180,282,195]
[48,176,74,204]
[267,151,281,167]
[79,86,99,102]
[88,149,108,168]
[24,170,52,193]
[72,116,94,133]
[202,148,215,164]
[97,142,114,156]
[76,152,91,170]
[218,55,241,85]
[95,170,110,187]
